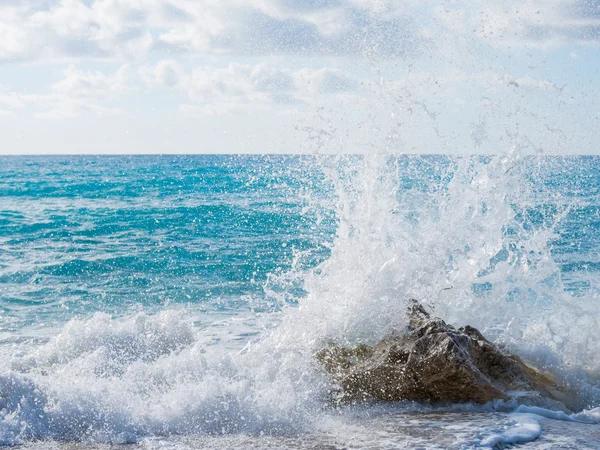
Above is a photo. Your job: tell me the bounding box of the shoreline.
[12,410,600,450]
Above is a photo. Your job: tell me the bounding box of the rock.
[317,299,571,409]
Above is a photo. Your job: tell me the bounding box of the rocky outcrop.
[317,300,570,409]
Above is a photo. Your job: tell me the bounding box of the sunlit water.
[1,154,599,448]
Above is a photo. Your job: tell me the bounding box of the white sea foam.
[0,310,328,444]
[515,405,600,424]
[478,414,542,448]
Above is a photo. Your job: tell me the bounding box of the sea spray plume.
[280,153,530,344]
[276,152,600,407]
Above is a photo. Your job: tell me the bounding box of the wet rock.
[317,299,570,409]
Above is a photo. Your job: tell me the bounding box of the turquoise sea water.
[0,155,336,338]
[0,155,599,448]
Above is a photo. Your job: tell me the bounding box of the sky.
[0,0,599,154]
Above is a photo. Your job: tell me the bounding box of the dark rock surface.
[317,299,570,409]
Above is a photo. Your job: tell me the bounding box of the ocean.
[0,154,599,449]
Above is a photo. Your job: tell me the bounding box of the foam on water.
[0,310,325,444]
[515,405,600,424]
[471,414,542,448]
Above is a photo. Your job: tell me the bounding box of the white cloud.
[0,86,26,110]
[3,57,573,121]
[50,64,132,97]
[138,59,183,87]
[0,4,37,62]
[293,67,360,96]
[185,64,276,111]
[0,60,361,119]
[139,60,361,116]
[0,65,133,119]
[0,0,598,66]
[33,65,133,119]
[28,0,154,59]
[0,0,436,63]
[467,0,600,48]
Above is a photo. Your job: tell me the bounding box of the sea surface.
[0,154,599,449]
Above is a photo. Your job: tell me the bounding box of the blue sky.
[0,0,599,154]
